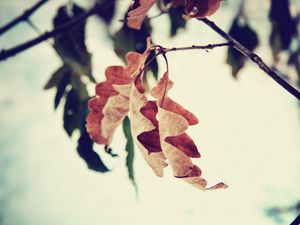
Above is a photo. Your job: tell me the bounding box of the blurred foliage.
[267,0,300,108]
[95,0,116,24]
[226,15,259,78]
[269,0,297,62]
[122,116,136,189]
[162,0,187,36]
[44,3,109,172]
[53,4,95,83]
[266,201,300,224]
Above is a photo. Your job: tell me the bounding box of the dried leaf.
[86,57,132,146]
[86,39,154,147]
[152,72,227,190]
[172,0,221,19]
[127,0,157,30]
[129,77,167,177]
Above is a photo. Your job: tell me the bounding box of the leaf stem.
[199,18,300,101]
[160,53,169,107]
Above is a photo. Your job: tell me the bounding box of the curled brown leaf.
[86,39,154,146]
[129,77,167,177]
[127,0,157,30]
[152,72,227,190]
[173,0,221,19]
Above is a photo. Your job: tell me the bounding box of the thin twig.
[0,5,98,62]
[159,42,232,53]
[26,19,43,35]
[199,18,300,100]
[26,19,54,48]
[0,0,49,36]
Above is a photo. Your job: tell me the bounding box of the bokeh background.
[0,0,299,225]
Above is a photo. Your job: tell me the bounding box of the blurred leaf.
[65,92,110,172]
[269,25,282,62]
[113,17,152,59]
[168,5,186,37]
[95,0,116,24]
[44,3,113,173]
[266,201,300,225]
[78,123,109,173]
[44,66,69,90]
[63,89,81,136]
[269,0,297,61]
[53,4,95,82]
[113,15,158,79]
[288,48,300,87]
[288,51,298,66]
[122,116,137,188]
[146,50,158,80]
[54,68,71,109]
[226,18,259,78]
[70,74,89,101]
[162,0,186,36]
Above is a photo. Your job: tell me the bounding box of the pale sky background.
[0,0,299,225]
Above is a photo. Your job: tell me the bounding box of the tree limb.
[290,214,300,225]
[158,42,232,53]
[199,18,300,101]
[0,0,49,36]
[0,5,97,62]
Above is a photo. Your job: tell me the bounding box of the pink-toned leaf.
[127,0,157,30]
[172,0,221,19]
[129,78,167,177]
[86,39,154,146]
[152,72,227,190]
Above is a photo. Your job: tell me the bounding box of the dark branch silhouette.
[290,214,300,225]
[0,5,98,61]
[200,18,300,100]
[0,0,49,36]
[159,42,232,53]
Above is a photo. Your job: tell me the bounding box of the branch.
[199,18,300,101]
[0,0,49,36]
[158,42,232,53]
[0,5,98,62]
[290,214,300,225]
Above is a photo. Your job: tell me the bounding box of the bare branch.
[0,5,98,62]
[199,18,300,101]
[0,0,49,36]
[290,214,300,225]
[158,42,232,53]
